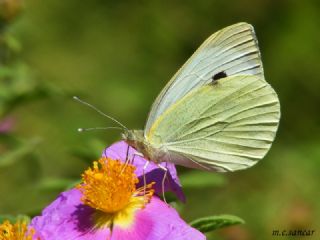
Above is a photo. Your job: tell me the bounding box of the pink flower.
[0,117,14,134]
[31,189,204,240]
[30,143,204,240]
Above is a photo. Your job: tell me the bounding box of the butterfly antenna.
[78,126,124,132]
[73,96,128,131]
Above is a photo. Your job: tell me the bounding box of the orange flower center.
[77,158,154,228]
[0,220,38,240]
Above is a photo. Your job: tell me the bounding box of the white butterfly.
[122,22,280,172]
[75,22,280,173]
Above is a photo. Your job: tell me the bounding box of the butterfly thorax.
[122,129,165,163]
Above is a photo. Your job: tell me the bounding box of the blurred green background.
[1,0,320,239]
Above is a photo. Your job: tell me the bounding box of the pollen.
[0,220,38,240]
[77,158,155,215]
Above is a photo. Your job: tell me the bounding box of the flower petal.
[31,189,110,240]
[0,117,14,134]
[112,197,205,240]
[31,189,203,240]
[102,141,185,202]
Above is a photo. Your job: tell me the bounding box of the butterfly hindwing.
[147,75,280,172]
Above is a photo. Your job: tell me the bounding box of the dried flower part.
[0,0,23,22]
[0,220,37,240]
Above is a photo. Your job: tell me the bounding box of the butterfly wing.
[145,22,264,135]
[146,75,280,172]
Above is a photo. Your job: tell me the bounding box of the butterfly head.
[122,129,144,143]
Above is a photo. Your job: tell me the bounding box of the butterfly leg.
[130,151,144,166]
[157,163,168,204]
[120,144,131,174]
[142,160,150,198]
[124,143,130,164]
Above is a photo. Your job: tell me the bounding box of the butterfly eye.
[212,71,227,82]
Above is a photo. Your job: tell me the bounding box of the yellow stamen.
[77,158,154,228]
[0,220,38,240]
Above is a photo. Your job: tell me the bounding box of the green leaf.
[180,171,227,188]
[72,138,108,163]
[4,34,22,53]
[37,178,80,191]
[190,214,245,233]
[0,66,14,78]
[0,138,40,168]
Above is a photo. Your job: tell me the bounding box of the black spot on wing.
[212,71,227,83]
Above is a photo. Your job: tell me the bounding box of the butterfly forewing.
[147,75,280,172]
[145,22,264,136]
